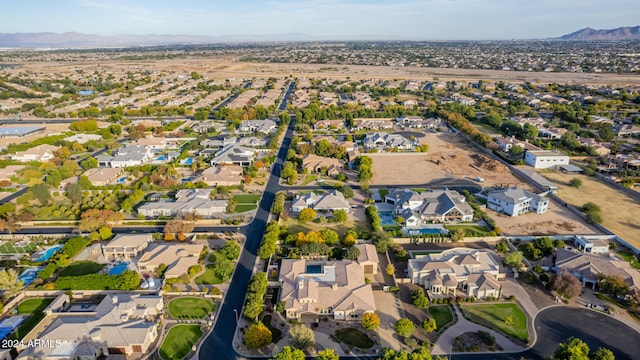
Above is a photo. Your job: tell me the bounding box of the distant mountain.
[560,26,640,40]
[0,32,315,48]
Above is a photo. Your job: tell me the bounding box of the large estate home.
[291,190,350,214]
[486,188,549,217]
[301,154,345,177]
[12,144,60,162]
[136,243,204,278]
[408,248,505,299]
[16,293,163,360]
[385,188,474,225]
[137,189,227,218]
[279,259,376,320]
[363,132,414,150]
[97,146,154,168]
[101,234,153,261]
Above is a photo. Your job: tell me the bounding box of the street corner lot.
[369,132,525,187]
[491,197,600,236]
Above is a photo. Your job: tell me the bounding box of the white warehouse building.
[524,150,570,169]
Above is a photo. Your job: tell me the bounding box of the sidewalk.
[431,305,526,355]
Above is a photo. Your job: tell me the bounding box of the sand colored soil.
[370,133,526,187]
[539,171,640,248]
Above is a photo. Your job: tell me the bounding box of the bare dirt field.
[0,123,71,149]
[370,132,526,187]
[538,171,640,248]
[491,197,600,236]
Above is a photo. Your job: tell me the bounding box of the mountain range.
[559,26,640,40]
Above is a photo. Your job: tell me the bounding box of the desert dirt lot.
[0,123,72,149]
[491,197,600,236]
[370,132,526,187]
[539,171,640,248]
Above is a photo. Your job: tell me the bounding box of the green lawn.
[332,327,374,349]
[232,194,261,204]
[0,242,37,254]
[617,250,640,270]
[12,298,55,340]
[470,120,502,136]
[168,297,216,319]
[195,265,223,285]
[302,174,318,185]
[235,204,257,213]
[58,261,105,277]
[262,314,283,343]
[445,224,492,237]
[462,303,529,343]
[429,305,454,331]
[159,325,203,360]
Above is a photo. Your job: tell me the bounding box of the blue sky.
[3,0,639,40]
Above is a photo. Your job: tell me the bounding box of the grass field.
[195,265,223,285]
[470,120,502,136]
[159,325,203,360]
[462,303,529,343]
[58,261,105,277]
[332,327,374,348]
[301,174,318,185]
[168,297,216,319]
[429,305,454,331]
[0,241,37,254]
[540,171,640,248]
[445,224,492,237]
[12,298,55,340]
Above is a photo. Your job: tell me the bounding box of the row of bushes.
[242,272,268,320]
[257,221,280,259]
[366,205,382,232]
[54,271,140,290]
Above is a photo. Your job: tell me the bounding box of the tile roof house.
[137,243,204,278]
[301,154,345,177]
[279,259,376,320]
[82,167,124,186]
[210,143,255,166]
[137,188,227,218]
[97,146,153,168]
[101,234,153,261]
[193,165,243,186]
[16,293,163,359]
[385,188,474,225]
[408,248,504,299]
[363,132,414,150]
[355,244,380,275]
[486,188,549,217]
[291,190,350,214]
[313,120,345,131]
[12,144,60,162]
[238,119,277,134]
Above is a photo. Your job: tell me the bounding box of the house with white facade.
[102,234,153,260]
[385,188,474,226]
[210,143,255,166]
[291,190,350,214]
[408,248,504,299]
[12,144,60,162]
[363,132,414,151]
[97,146,153,168]
[279,259,376,320]
[573,236,611,254]
[524,150,570,169]
[238,119,277,134]
[137,189,227,218]
[486,188,549,217]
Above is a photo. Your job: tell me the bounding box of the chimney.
[332,283,338,290]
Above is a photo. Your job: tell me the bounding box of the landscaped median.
[459,302,529,344]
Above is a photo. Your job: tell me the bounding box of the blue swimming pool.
[31,244,63,262]
[156,155,168,161]
[406,228,445,235]
[18,267,43,286]
[116,176,127,184]
[181,157,194,165]
[109,261,130,276]
[306,265,322,274]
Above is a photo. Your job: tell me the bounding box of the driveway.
[373,290,405,350]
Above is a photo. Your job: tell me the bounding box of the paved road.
[198,117,294,360]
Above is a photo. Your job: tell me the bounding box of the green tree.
[341,185,354,198]
[361,312,380,330]
[395,318,415,338]
[371,230,394,253]
[31,183,52,205]
[244,322,272,349]
[554,337,590,360]
[80,157,98,170]
[569,178,583,188]
[220,240,241,260]
[78,175,92,190]
[316,349,339,360]
[288,324,315,350]
[272,346,305,360]
[451,228,465,242]
[299,208,316,222]
[495,241,509,253]
[319,229,339,245]
[66,183,83,204]
[550,273,583,299]
[343,246,361,260]
[503,251,523,268]
[592,347,615,360]
[0,268,22,296]
[98,226,112,240]
[598,274,629,298]
[412,288,430,309]
[422,318,437,332]
[332,209,348,223]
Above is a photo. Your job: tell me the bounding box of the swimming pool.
[116,176,127,184]
[18,267,43,286]
[306,265,322,274]
[156,155,168,161]
[181,157,194,165]
[109,261,130,276]
[31,244,63,262]
[404,228,446,235]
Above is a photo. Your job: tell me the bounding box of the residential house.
[137,243,204,278]
[385,188,474,225]
[524,150,570,169]
[137,189,227,218]
[313,120,345,131]
[192,121,226,134]
[97,146,153,168]
[486,188,549,216]
[573,236,611,254]
[408,248,504,299]
[201,136,236,148]
[352,118,394,130]
[278,259,376,320]
[616,123,640,137]
[16,293,163,359]
[64,133,102,144]
[12,144,60,162]
[396,116,446,130]
[210,143,255,166]
[355,244,379,275]
[0,165,24,182]
[538,128,567,140]
[554,248,640,293]
[82,167,124,186]
[451,93,476,106]
[291,190,350,214]
[238,119,277,134]
[494,136,541,153]
[578,137,611,156]
[402,99,418,108]
[363,132,414,151]
[301,154,345,177]
[102,234,153,260]
[193,165,243,186]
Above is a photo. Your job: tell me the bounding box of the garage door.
[108,348,126,355]
[364,264,373,274]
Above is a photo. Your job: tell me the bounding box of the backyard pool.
[181,157,194,165]
[306,264,322,274]
[403,226,447,236]
[109,261,131,276]
[30,244,63,262]
[156,155,168,161]
[116,176,127,184]
[17,267,44,286]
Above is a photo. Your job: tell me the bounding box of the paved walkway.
[431,305,526,355]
